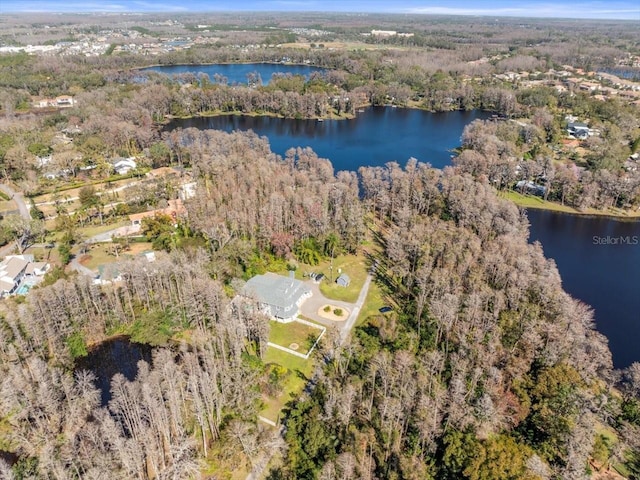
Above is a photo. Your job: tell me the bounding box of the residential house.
[33,95,75,109]
[241,272,312,323]
[55,95,74,107]
[112,157,137,175]
[336,273,351,287]
[567,122,591,139]
[515,180,547,196]
[0,255,49,297]
[179,182,197,200]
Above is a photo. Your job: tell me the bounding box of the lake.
[169,106,638,368]
[527,209,640,368]
[168,107,491,171]
[75,337,153,406]
[142,62,325,85]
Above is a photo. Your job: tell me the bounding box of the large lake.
[528,210,640,369]
[142,62,325,85]
[169,106,639,368]
[168,107,491,170]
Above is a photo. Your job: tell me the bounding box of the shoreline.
[500,191,640,221]
[136,59,325,72]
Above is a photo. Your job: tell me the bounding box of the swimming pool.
[15,283,31,295]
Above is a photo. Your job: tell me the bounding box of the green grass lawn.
[260,346,315,423]
[268,320,323,354]
[275,253,370,304]
[77,241,153,271]
[0,200,18,215]
[356,279,387,326]
[313,254,369,303]
[500,190,640,218]
[77,220,129,239]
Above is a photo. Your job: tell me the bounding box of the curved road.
[0,183,31,257]
[0,183,30,220]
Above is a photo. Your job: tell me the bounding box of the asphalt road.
[0,183,31,257]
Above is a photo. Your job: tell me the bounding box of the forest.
[0,10,639,480]
[0,129,638,479]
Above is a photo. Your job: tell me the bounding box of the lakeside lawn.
[501,190,640,219]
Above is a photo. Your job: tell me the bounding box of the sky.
[0,0,639,20]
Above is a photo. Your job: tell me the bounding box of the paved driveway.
[299,279,355,327]
[298,274,373,344]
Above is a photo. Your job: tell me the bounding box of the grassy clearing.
[304,254,369,303]
[260,346,314,423]
[78,242,153,270]
[77,220,129,239]
[24,245,58,263]
[268,320,323,354]
[0,200,18,215]
[33,177,139,204]
[356,279,387,326]
[500,190,640,218]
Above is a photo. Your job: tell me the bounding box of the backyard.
[260,346,315,424]
[78,241,154,271]
[268,319,324,355]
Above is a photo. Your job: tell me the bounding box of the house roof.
[242,273,311,319]
[0,257,29,281]
[568,122,589,129]
[25,262,49,275]
[337,273,350,284]
[0,279,14,293]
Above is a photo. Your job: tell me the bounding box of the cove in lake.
[142,62,325,85]
[75,337,153,406]
[527,209,640,368]
[168,107,491,171]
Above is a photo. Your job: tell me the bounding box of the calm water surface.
[169,107,490,171]
[527,209,640,368]
[142,62,325,85]
[75,337,153,406]
[168,105,638,368]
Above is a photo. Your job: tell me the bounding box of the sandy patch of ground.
[317,304,350,322]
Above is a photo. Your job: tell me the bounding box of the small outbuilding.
[336,273,350,287]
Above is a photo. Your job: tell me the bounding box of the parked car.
[379,306,392,313]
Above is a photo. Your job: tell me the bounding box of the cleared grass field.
[79,242,153,271]
[500,190,640,218]
[0,200,19,216]
[268,320,323,354]
[261,346,315,423]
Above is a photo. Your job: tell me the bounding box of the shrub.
[323,305,331,312]
[333,308,343,316]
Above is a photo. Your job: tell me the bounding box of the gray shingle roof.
[242,273,311,319]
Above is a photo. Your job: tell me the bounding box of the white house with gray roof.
[241,273,311,323]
